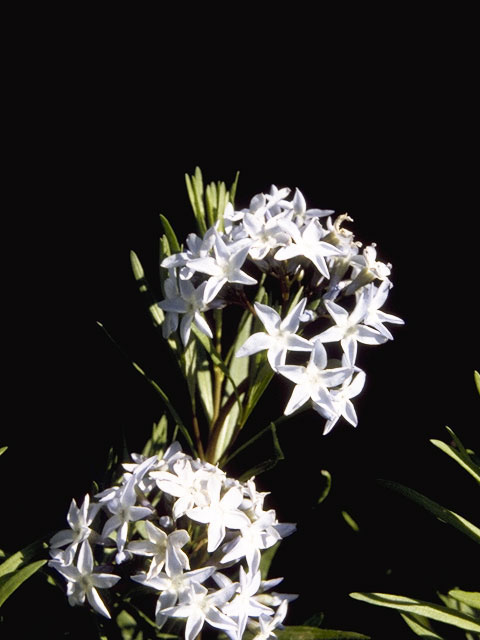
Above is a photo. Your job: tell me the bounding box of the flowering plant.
[2,169,406,639]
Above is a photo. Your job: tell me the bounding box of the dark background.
[2,18,478,639]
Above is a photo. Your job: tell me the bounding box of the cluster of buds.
[49,442,296,640]
[159,185,404,434]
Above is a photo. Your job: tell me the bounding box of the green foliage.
[0,539,47,607]
[349,593,480,634]
[351,371,480,638]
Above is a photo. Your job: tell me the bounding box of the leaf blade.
[349,592,480,633]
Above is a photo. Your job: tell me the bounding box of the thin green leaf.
[239,423,284,481]
[185,172,206,236]
[277,626,370,640]
[0,540,45,580]
[159,214,181,254]
[0,559,47,607]
[317,470,332,505]
[0,446,7,457]
[130,360,195,455]
[229,170,240,206]
[379,479,480,544]
[191,325,243,420]
[196,348,214,423]
[259,541,280,580]
[449,590,480,610]
[142,415,168,458]
[342,510,360,532]
[475,370,480,395]
[241,360,275,428]
[399,612,445,638]
[349,593,480,633]
[205,181,216,228]
[430,428,480,484]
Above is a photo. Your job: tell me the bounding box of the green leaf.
[430,428,480,484]
[449,589,480,610]
[259,541,280,580]
[349,593,480,633]
[0,539,45,580]
[142,415,168,458]
[341,510,360,532]
[0,559,47,607]
[0,446,7,457]
[474,370,480,395]
[277,626,370,640]
[399,612,445,638]
[317,470,332,505]
[159,214,181,254]
[378,479,480,544]
[239,423,284,481]
[185,168,207,236]
[229,170,240,206]
[130,360,195,455]
[196,347,214,423]
[241,359,275,428]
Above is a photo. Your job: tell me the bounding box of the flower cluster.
[49,442,296,640]
[159,185,403,434]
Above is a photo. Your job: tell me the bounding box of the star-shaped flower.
[188,232,257,303]
[158,279,213,346]
[316,294,388,363]
[52,541,120,619]
[128,522,190,579]
[235,299,313,371]
[277,340,353,417]
[274,219,342,278]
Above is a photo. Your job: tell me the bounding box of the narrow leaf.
[0,540,45,580]
[277,626,370,640]
[0,446,7,457]
[0,559,47,607]
[241,359,275,428]
[229,170,240,206]
[379,479,480,544]
[449,590,480,610]
[159,214,181,254]
[349,593,480,633]
[475,370,480,395]
[239,423,284,481]
[259,541,280,580]
[317,470,332,505]
[430,430,480,484]
[399,612,445,638]
[130,360,195,455]
[342,510,360,532]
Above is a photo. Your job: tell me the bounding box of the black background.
[2,16,479,639]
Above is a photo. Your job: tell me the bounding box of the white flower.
[274,219,342,278]
[162,581,238,640]
[52,541,120,619]
[49,494,100,564]
[221,567,274,640]
[277,340,353,417]
[316,295,388,364]
[235,298,313,371]
[186,475,250,552]
[158,278,213,346]
[188,232,257,303]
[320,368,366,435]
[127,522,190,579]
[251,598,289,640]
[289,188,333,226]
[132,565,216,628]
[362,281,405,339]
[346,243,392,294]
[161,228,217,280]
[242,211,291,261]
[101,474,154,563]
